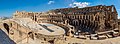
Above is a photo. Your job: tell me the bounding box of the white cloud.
[48,1,55,4]
[118,16,120,19]
[118,9,120,19]
[69,2,91,8]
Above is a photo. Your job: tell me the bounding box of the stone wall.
[12,5,119,35]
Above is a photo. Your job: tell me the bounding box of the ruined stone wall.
[51,5,118,33]
[36,15,64,23]
[35,33,64,41]
[12,5,118,34]
[13,11,40,22]
[2,20,33,43]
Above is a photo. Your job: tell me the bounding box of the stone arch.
[81,20,84,26]
[90,22,95,32]
[3,23,10,33]
[87,20,90,26]
[28,32,34,40]
[72,20,79,26]
[65,19,69,25]
[84,20,87,26]
[79,20,82,26]
[94,22,98,31]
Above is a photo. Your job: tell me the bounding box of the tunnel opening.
[3,23,10,33]
[48,40,54,44]
[28,32,34,40]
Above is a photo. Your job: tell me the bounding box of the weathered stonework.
[13,5,118,34]
[1,5,120,44]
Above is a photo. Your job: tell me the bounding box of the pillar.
[65,20,68,25]
[118,22,120,34]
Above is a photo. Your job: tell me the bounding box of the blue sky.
[0,0,120,18]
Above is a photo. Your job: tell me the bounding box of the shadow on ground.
[0,28,16,44]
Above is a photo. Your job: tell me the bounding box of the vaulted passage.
[3,23,10,33]
[69,19,99,34]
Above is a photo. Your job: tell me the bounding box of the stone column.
[65,20,68,25]
[118,22,120,34]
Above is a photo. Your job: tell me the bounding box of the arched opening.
[48,40,54,44]
[3,23,9,33]
[10,23,12,27]
[28,32,34,40]
[65,19,69,25]
[72,20,79,26]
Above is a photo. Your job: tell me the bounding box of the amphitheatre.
[1,5,120,44]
